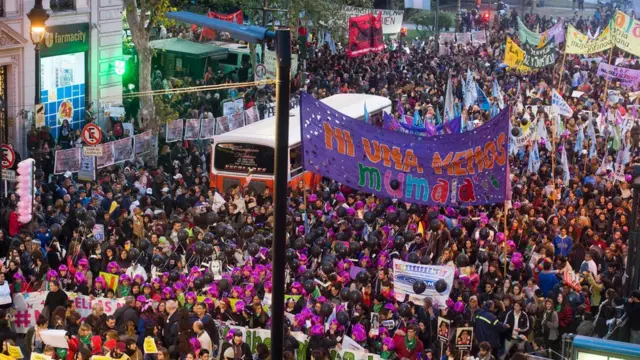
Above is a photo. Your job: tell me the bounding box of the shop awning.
[150,38,229,59]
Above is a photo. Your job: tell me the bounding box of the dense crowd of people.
[0,4,639,360]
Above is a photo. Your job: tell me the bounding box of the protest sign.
[222,101,237,116]
[30,354,52,360]
[611,11,640,58]
[596,62,640,87]
[504,37,528,70]
[522,42,557,68]
[100,272,119,291]
[95,142,115,169]
[92,224,105,242]
[471,30,487,44]
[53,148,81,174]
[344,6,404,34]
[392,259,455,305]
[8,344,23,358]
[40,330,69,348]
[78,153,95,181]
[166,119,184,142]
[230,113,245,131]
[245,106,260,125]
[439,32,456,44]
[300,93,510,207]
[215,116,230,135]
[347,13,384,58]
[455,32,471,44]
[565,24,613,54]
[437,317,451,342]
[143,337,158,353]
[134,130,153,154]
[199,116,216,139]
[455,327,474,350]
[342,335,366,352]
[184,118,201,140]
[512,120,535,147]
[112,137,134,164]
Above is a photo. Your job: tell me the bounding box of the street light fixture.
[27,0,49,105]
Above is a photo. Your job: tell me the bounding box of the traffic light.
[483,13,490,21]
[16,158,36,224]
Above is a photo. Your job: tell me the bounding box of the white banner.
[456,32,471,44]
[134,130,153,154]
[392,259,455,306]
[95,142,115,169]
[439,32,456,45]
[512,121,536,148]
[184,118,201,140]
[217,323,308,360]
[344,6,404,34]
[165,119,184,143]
[472,30,487,44]
[13,292,125,334]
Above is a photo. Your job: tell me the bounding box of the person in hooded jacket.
[474,301,508,353]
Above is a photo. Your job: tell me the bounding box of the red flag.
[198,11,216,41]
[347,13,384,58]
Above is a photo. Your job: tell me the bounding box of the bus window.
[289,145,303,177]
[214,143,275,175]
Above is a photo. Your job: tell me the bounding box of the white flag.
[552,90,574,117]
[444,73,454,121]
[535,118,552,151]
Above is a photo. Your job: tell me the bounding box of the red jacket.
[8,211,20,237]
[393,334,425,360]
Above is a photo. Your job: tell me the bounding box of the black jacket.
[220,341,252,360]
[504,310,531,337]
[113,304,139,333]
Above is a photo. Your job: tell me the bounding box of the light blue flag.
[561,142,570,186]
[464,68,478,108]
[574,125,584,153]
[413,110,423,127]
[435,106,442,126]
[476,84,491,111]
[531,141,541,173]
[493,78,505,109]
[490,103,500,119]
[527,145,534,173]
[363,103,369,124]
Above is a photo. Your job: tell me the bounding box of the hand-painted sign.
[300,93,510,206]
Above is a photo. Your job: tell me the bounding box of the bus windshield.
[213,143,275,175]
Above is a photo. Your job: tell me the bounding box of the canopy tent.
[149,38,229,59]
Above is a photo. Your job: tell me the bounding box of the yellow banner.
[29,354,52,360]
[99,272,119,291]
[611,11,640,58]
[565,24,613,54]
[7,345,23,359]
[0,355,14,360]
[504,37,530,71]
[144,336,158,354]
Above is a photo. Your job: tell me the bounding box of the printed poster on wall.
[96,143,115,169]
[300,93,509,206]
[53,148,81,174]
[184,118,201,140]
[343,6,404,34]
[165,119,184,143]
[112,137,134,164]
[200,117,216,139]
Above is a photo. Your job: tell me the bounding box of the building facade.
[0,0,123,157]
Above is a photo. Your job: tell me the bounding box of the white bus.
[209,93,392,193]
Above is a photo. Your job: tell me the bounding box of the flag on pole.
[561,142,570,185]
[493,78,505,109]
[612,125,621,151]
[435,106,442,126]
[535,118,552,151]
[413,110,423,127]
[404,0,431,10]
[575,125,584,152]
[464,69,478,108]
[363,103,370,124]
[531,141,541,173]
[476,84,491,111]
[552,90,574,117]
[444,73,455,121]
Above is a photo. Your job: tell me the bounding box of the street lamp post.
[27,0,49,106]
[456,0,462,31]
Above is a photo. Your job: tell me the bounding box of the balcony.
[50,0,75,12]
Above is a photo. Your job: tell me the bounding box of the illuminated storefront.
[39,23,89,138]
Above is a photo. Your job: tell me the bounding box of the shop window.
[50,0,75,12]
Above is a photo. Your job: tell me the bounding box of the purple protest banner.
[596,63,640,88]
[300,93,510,206]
